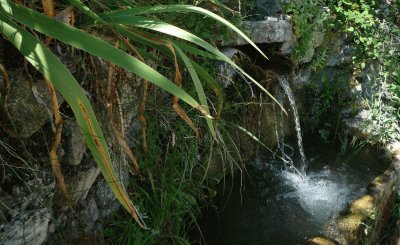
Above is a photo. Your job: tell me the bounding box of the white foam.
[280,167,355,223]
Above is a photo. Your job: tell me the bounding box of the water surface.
[198,139,388,245]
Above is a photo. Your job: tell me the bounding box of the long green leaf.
[0,12,147,228]
[100,5,267,59]
[173,43,216,139]
[97,14,286,114]
[0,0,210,118]
[192,61,224,119]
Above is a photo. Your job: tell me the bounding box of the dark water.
[196,139,389,245]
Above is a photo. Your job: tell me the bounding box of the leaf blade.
[0,11,147,228]
[0,0,210,118]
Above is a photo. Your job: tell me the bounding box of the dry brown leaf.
[113,31,149,156]
[42,1,69,200]
[45,79,69,200]
[127,29,202,137]
[106,48,141,175]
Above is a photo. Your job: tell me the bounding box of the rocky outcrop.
[1,72,61,138]
[61,119,87,166]
[0,58,142,244]
[221,18,294,47]
[1,208,51,245]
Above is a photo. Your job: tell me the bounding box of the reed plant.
[0,0,275,232]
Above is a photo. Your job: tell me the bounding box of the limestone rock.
[67,164,100,203]
[62,119,86,166]
[1,208,51,245]
[2,71,64,138]
[292,68,311,86]
[94,178,121,218]
[327,38,353,67]
[4,74,52,138]
[222,19,293,46]
[341,109,373,138]
[217,47,242,88]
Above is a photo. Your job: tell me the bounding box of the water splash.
[280,166,359,224]
[278,77,307,175]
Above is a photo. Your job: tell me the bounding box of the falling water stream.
[198,77,389,244]
[278,77,307,175]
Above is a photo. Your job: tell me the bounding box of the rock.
[117,77,141,129]
[0,208,51,245]
[67,164,100,203]
[222,19,293,46]
[327,38,353,67]
[321,167,398,244]
[62,119,86,166]
[94,178,121,218]
[3,73,52,138]
[388,142,400,160]
[77,197,99,235]
[2,71,63,138]
[292,68,311,86]
[217,47,242,88]
[299,46,315,64]
[341,109,373,138]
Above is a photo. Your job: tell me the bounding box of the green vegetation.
[1,0,398,243]
[300,70,353,142]
[285,0,400,143]
[0,0,262,243]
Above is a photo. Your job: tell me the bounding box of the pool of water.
[196,139,389,245]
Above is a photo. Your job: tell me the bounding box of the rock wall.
[0,40,143,244]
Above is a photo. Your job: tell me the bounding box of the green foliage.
[287,0,400,143]
[0,0,269,234]
[328,0,399,143]
[283,0,332,65]
[103,102,238,244]
[300,70,353,141]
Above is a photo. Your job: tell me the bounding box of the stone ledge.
[308,152,400,245]
[221,19,293,46]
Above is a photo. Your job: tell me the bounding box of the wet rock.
[319,164,399,245]
[62,119,86,166]
[222,19,293,46]
[0,208,51,245]
[307,236,336,245]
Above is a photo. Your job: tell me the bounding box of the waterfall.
[273,86,295,168]
[278,77,307,175]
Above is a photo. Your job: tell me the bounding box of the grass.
[0,0,275,232]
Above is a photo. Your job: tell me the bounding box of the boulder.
[62,119,86,166]
[222,18,293,46]
[1,208,51,245]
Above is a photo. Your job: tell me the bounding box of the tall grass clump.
[0,0,275,241]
